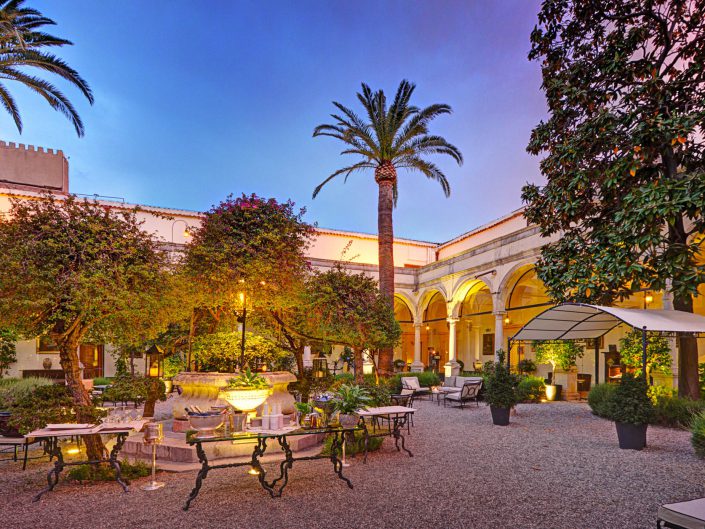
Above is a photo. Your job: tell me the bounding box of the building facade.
[1,141,702,387]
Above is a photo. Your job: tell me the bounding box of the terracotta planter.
[615,422,647,450]
[490,406,510,426]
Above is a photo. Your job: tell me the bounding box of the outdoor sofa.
[442,378,483,409]
[440,376,484,393]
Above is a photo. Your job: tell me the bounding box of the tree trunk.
[57,327,105,461]
[673,295,700,399]
[353,347,364,384]
[376,177,395,375]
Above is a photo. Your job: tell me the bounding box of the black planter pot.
[490,406,510,426]
[615,421,647,450]
[0,411,21,437]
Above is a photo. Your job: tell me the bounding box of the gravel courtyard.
[1,401,702,529]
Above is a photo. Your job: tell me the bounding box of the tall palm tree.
[313,80,462,373]
[0,0,93,136]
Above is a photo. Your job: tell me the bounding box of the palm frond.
[312,161,375,198]
[0,68,84,135]
[396,156,451,197]
[0,79,20,131]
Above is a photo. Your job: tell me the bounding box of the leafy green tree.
[0,328,17,377]
[274,265,401,382]
[0,195,179,459]
[534,340,584,379]
[523,0,705,398]
[0,0,93,135]
[312,80,462,374]
[192,331,291,372]
[184,193,314,370]
[618,329,672,381]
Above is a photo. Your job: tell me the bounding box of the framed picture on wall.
[482,333,495,356]
[36,335,59,353]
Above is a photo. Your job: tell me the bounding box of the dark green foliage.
[517,359,537,374]
[8,384,106,435]
[523,0,705,399]
[619,330,672,378]
[0,329,17,377]
[321,430,383,456]
[66,460,150,483]
[0,377,53,409]
[699,363,705,396]
[484,351,521,409]
[0,0,94,136]
[534,341,584,372]
[605,373,653,425]
[517,376,546,403]
[691,412,705,458]
[389,372,441,393]
[331,384,372,414]
[102,374,166,407]
[652,395,705,429]
[361,380,391,407]
[91,377,113,386]
[588,383,617,418]
[334,372,355,385]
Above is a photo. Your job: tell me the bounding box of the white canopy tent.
[509,303,705,383]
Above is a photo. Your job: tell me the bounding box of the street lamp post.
[239,291,247,371]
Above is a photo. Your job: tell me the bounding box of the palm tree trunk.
[377,179,395,375]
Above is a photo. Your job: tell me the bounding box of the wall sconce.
[645,294,654,304]
[504,317,510,324]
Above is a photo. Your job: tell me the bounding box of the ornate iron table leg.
[267,435,293,497]
[253,437,279,498]
[361,422,371,464]
[183,441,210,511]
[329,431,353,489]
[109,433,129,493]
[33,438,63,502]
[392,415,413,458]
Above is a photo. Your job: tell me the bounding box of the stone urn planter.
[219,388,272,417]
[545,384,562,401]
[338,413,359,429]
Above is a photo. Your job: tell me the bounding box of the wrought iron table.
[27,421,146,502]
[183,425,359,510]
[357,406,416,463]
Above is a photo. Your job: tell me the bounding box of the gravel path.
[1,401,702,529]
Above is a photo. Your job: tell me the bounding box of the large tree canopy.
[0,195,180,458]
[523,0,705,398]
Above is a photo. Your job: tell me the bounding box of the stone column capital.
[446,317,460,325]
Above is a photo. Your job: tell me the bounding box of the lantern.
[144,345,165,378]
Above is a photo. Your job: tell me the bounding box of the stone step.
[121,430,325,465]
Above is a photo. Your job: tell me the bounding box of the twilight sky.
[5,0,547,242]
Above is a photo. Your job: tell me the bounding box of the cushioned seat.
[658,498,705,529]
[440,376,483,393]
[443,381,482,409]
[401,377,430,396]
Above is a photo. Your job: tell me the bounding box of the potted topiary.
[219,368,272,418]
[534,341,584,401]
[605,372,653,450]
[484,350,520,426]
[331,384,372,428]
[393,359,406,372]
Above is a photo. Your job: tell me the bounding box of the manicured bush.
[604,373,653,425]
[484,351,521,409]
[321,430,383,456]
[587,383,617,418]
[67,459,150,483]
[0,377,53,409]
[652,395,705,429]
[91,376,113,386]
[8,384,106,434]
[389,372,441,393]
[517,359,537,374]
[517,375,545,403]
[691,411,705,458]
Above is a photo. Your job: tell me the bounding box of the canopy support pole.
[641,326,648,383]
[594,338,599,386]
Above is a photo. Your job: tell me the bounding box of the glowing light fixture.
[504,317,510,324]
[645,294,654,304]
[248,466,260,475]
